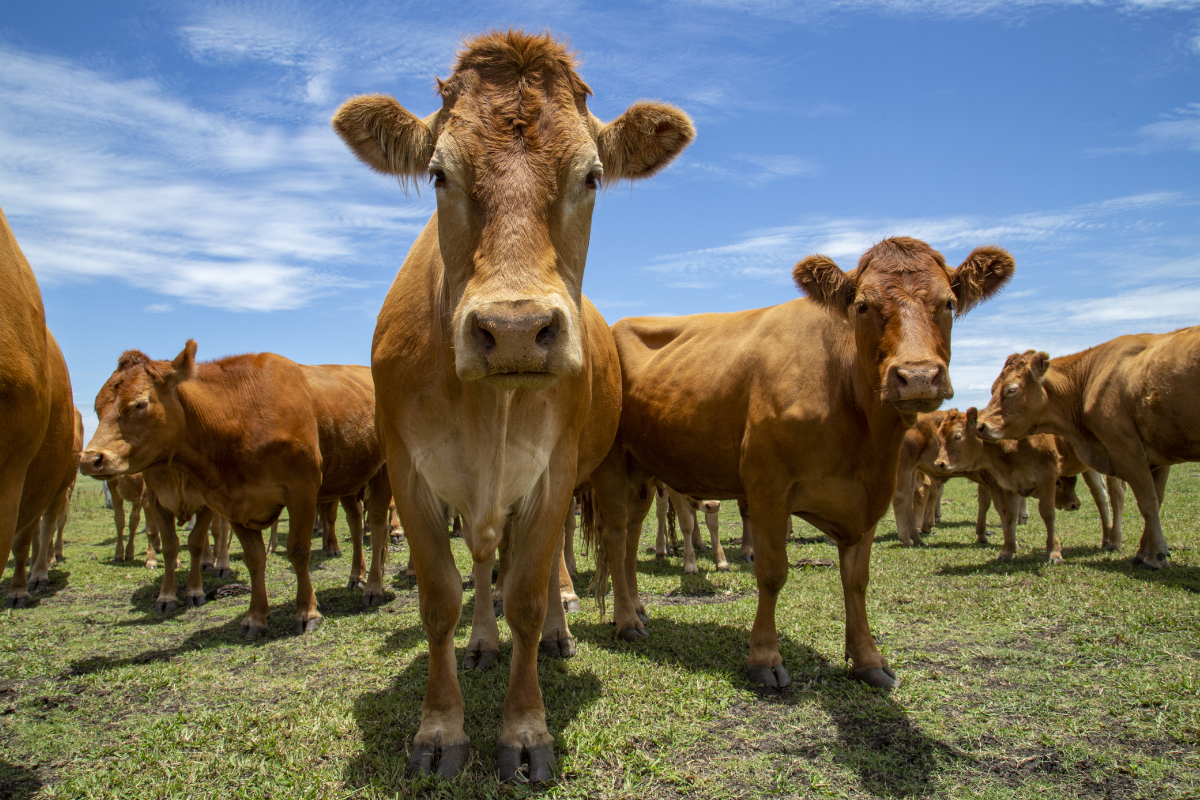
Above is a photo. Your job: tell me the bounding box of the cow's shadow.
[1081,555,1200,594]
[0,567,70,607]
[0,759,42,800]
[342,651,604,795]
[570,617,966,796]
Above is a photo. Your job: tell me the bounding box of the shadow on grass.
[1083,557,1200,593]
[343,652,604,798]
[1,567,70,608]
[571,617,965,797]
[0,759,42,800]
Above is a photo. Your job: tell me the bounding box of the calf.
[975,337,1200,569]
[661,486,729,573]
[587,237,1013,689]
[81,344,388,634]
[107,474,156,565]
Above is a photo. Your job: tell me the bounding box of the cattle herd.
[2,30,1198,784]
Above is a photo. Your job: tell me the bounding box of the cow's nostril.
[895,369,910,386]
[92,453,104,468]
[473,325,496,354]
[535,325,556,347]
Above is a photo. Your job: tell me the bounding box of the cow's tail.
[666,496,678,552]
[579,490,609,618]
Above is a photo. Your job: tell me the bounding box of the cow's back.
[614,299,853,498]
[1085,327,1200,465]
[300,364,382,498]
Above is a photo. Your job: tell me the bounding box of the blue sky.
[3,0,1198,439]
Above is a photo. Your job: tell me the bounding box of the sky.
[3,0,1199,441]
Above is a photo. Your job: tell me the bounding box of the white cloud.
[0,44,426,312]
[1134,103,1200,153]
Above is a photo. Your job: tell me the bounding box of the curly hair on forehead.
[115,349,168,382]
[857,237,950,275]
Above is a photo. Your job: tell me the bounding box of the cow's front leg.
[737,498,754,563]
[342,495,367,589]
[1038,480,1062,564]
[498,500,571,785]
[540,529,576,658]
[28,496,64,593]
[230,523,270,639]
[744,499,791,688]
[1117,460,1169,569]
[1081,470,1112,549]
[922,480,943,535]
[112,496,127,562]
[975,481,991,543]
[562,498,579,578]
[284,499,321,633]
[838,525,896,689]
[1107,476,1125,550]
[677,498,700,574]
[892,468,920,547]
[361,470,392,606]
[402,493,469,779]
[150,500,181,613]
[184,507,215,608]
[703,504,729,571]
[654,487,670,558]
[129,502,144,564]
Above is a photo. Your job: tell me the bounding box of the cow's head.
[333,31,694,390]
[1055,474,1081,511]
[700,500,721,515]
[793,238,1014,414]
[933,408,983,473]
[975,350,1051,441]
[79,341,197,477]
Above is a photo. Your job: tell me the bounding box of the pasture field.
[2,469,1199,800]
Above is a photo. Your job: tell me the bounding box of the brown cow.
[0,206,77,596]
[5,407,83,607]
[586,237,1013,691]
[659,486,729,573]
[136,467,217,611]
[331,30,692,781]
[80,345,389,633]
[975,337,1200,569]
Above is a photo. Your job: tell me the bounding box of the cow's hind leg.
[5,520,36,607]
[975,481,991,543]
[705,505,729,571]
[361,470,392,606]
[150,500,181,613]
[128,502,143,564]
[838,525,896,689]
[112,496,127,562]
[1081,470,1113,550]
[540,527,577,658]
[28,491,67,592]
[462,519,500,670]
[184,508,215,608]
[342,494,366,589]
[737,498,754,563]
[231,523,271,639]
[285,498,322,634]
[1107,477,1125,550]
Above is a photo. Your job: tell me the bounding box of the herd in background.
[2,29,1198,785]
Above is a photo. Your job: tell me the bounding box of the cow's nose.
[468,304,558,371]
[80,450,105,475]
[885,361,950,403]
[934,459,948,471]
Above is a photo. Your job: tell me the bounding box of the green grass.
[2,467,1199,799]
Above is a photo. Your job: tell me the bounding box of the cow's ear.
[950,246,1015,316]
[595,102,695,182]
[332,95,436,180]
[168,340,197,387]
[793,255,854,317]
[966,407,978,430]
[1030,351,1051,380]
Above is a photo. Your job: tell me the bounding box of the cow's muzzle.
[882,360,952,413]
[456,299,581,387]
[79,448,124,477]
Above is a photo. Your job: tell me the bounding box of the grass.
[2,466,1199,799]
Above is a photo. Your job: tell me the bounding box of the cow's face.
[1055,474,1081,511]
[933,408,982,473]
[976,350,1051,441]
[80,341,197,477]
[700,500,721,515]
[793,238,1014,414]
[333,32,693,390]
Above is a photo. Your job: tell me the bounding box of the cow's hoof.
[997,553,1014,562]
[361,591,385,607]
[201,563,214,573]
[324,548,340,558]
[498,743,557,784]
[184,594,206,608]
[717,563,730,572]
[618,625,648,641]
[493,598,504,618]
[28,577,48,593]
[747,663,792,688]
[655,553,667,561]
[742,553,754,564]
[683,565,699,574]
[563,598,581,613]
[347,577,365,590]
[852,665,899,689]
[1048,555,1064,565]
[145,561,158,570]
[539,636,576,659]
[463,646,499,671]
[1136,555,1166,570]
[4,594,30,609]
[1102,543,1120,552]
[240,621,267,641]
[464,575,476,590]
[636,610,649,624]
[295,616,321,634]
[215,568,233,579]
[155,599,179,614]
[407,741,470,779]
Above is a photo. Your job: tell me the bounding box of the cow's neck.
[164,378,243,498]
[1035,359,1087,439]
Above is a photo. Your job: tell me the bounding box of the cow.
[659,486,729,573]
[974,336,1200,570]
[585,236,1013,691]
[4,407,83,607]
[0,206,77,600]
[105,474,157,566]
[80,345,390,633]
[331,30,693,781]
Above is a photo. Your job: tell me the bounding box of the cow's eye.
[1004,384,1019,397]
[954,433,962,442]
[431,168,447,187]
[585,168,602,190]
[131,399,148,413]
[856,300,869,314]
[945,299,956,314]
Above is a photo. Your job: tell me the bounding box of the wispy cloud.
[668,0,1200,19]
[1133,102,1200,153]
[0,44,427,312]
